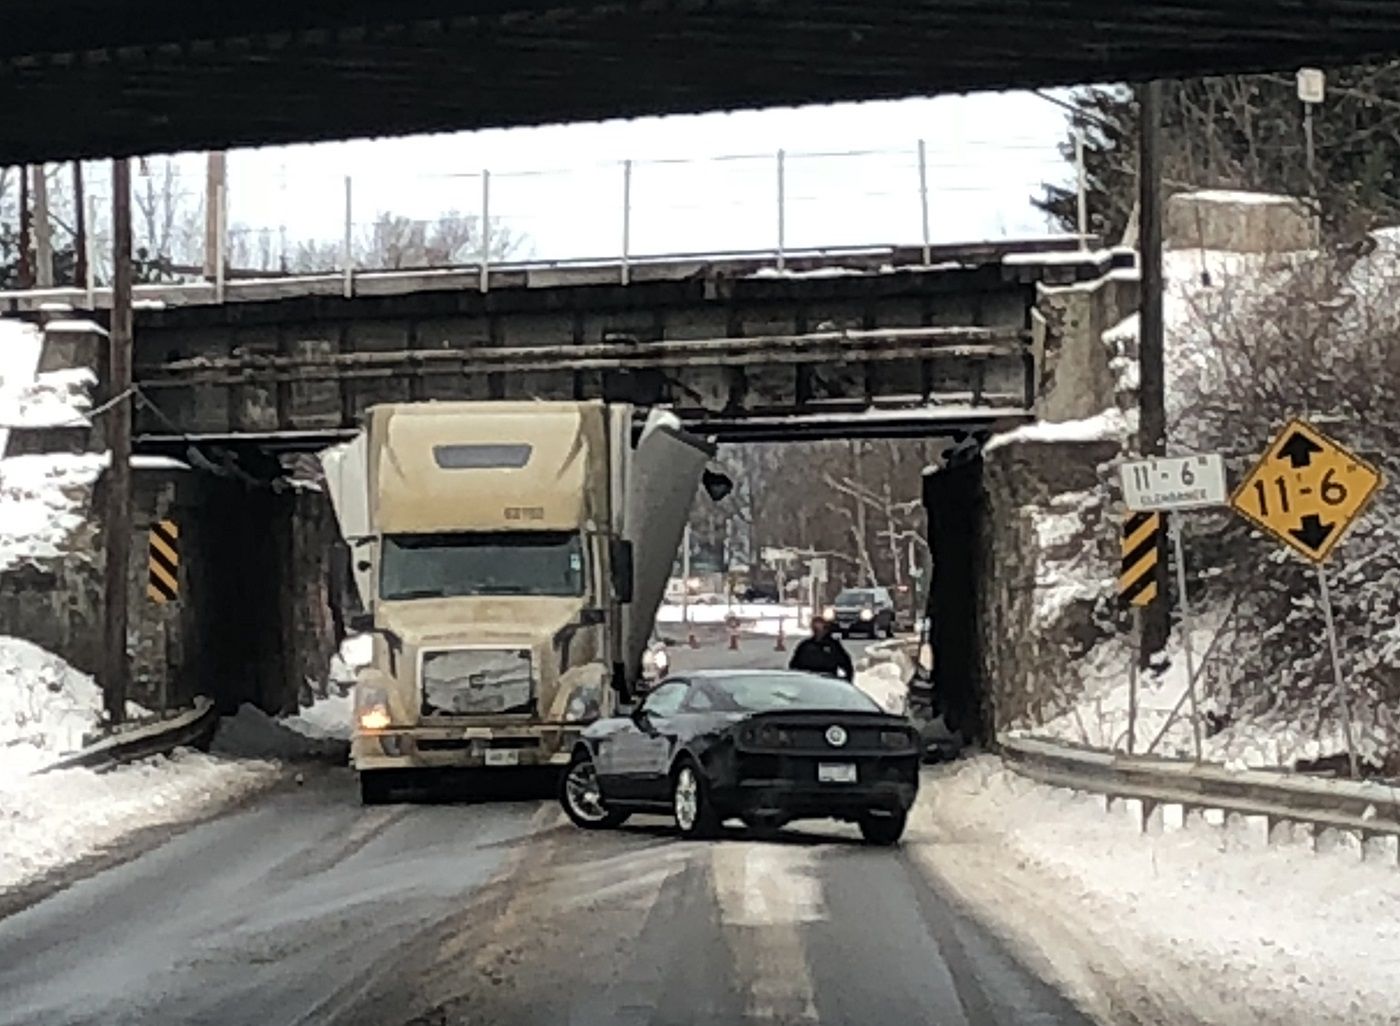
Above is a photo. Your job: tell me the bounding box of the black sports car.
[558,670,921,845]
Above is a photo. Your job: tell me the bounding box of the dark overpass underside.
[6,1,1400,163]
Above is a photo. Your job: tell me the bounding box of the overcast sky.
[86,89,1077,266]
[202,90,1073,263]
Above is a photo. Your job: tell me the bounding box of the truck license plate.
[818,762,857,783]
[485,749,520,767]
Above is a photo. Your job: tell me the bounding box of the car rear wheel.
[560,750,630,829]
[858,810,907,846]
[672,760,720,839]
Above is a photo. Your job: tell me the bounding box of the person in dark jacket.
[788,616,855,680]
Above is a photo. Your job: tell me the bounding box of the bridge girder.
[6,2,1400,163]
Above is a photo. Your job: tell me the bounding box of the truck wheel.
[560,750,629,829]
[858,810,907,846]
[359,772,395,806]
[672,760,720,839]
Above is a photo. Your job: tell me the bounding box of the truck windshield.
[380,531,585,599]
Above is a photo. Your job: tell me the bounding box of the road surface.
[664,624,885,675]
[0,637,1091,1026]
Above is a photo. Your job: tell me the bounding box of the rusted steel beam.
[136,326,1028,388]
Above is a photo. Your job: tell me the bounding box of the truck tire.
[359,772,395,806]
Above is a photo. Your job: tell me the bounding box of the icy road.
[0,766,1091,1026]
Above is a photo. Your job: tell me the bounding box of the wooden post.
[203,152,226,280]
[32,164,53,288]
[102,157,135,726]
[73,162,89,292]
[17,168,32,289]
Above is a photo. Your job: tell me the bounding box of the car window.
[681,686,714,713]
[709,673,880,714]
[641,680,689,717]
[836,589,873,604]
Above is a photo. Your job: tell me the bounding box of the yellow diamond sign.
[1230,418,1383,564]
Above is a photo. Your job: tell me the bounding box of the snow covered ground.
[657,601,816,639]
[0,636,114,775]
[915,758,1400,1026]
[0,751,279,892]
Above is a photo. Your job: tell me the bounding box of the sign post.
[1120,452,1226,762]
[1229,418,1382,779]
[1169,516,1203,761]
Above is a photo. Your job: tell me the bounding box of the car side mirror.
[630,703,648,724]
[349,612,374,632]
[610,539,634,604]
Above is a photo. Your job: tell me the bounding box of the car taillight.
[758,725,793,747]
[742,725,791,747]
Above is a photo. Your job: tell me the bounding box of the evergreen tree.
[1038,64,1400,243]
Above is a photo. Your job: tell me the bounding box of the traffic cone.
[774,619,786,652]
[688,631,699,649]
[728,629,739,651]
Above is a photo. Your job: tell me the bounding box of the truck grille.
[421,648,533,716]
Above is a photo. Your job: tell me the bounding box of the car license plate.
[485,749,520,767]
[818,762,857,784]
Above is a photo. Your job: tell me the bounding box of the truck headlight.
[356,684,392,731]
[653,649,669,675]
[564,681,603,722]
[860,608,874,621]
[822,605,836,620]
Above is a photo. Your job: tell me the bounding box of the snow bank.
[0,751,279,891]
[283,693,352,742]
[917,758,1400,1026]
[0,636,106,775]
[982,409,1127,454]
[0,452,107,573]
[213,704,348,761]
[281,634,371,743]
[0,320,45,456]
[854,659,908,715]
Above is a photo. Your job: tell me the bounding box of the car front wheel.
[672,760,720,839]
[858,810,907,846]
[560,750,630,829]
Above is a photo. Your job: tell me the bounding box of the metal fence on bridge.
[1,137,1082,304]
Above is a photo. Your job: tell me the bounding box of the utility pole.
[1138,81,1170,664]
[102,157,135,725]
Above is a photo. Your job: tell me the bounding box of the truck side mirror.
[610,539,634,604]
[349,612,374,632]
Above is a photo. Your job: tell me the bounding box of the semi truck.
[320,400,723,803]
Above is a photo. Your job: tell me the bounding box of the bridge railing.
[3,138,1080,303]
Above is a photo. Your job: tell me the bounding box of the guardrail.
[1001,736,1400,856]
[40,697,219,774]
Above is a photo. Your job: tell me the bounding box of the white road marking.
[713,843,825,1022]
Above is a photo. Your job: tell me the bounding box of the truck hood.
[377,596,586,648]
